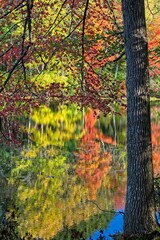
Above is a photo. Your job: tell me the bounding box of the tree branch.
[0,0,26,20]
[0,45,30,93]
[81,0,90,91]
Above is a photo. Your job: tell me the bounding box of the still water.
[0,103,160,239]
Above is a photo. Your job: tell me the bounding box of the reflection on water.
[0,103,160,239]
[88,211,124,240]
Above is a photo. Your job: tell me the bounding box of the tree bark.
[122,0,158,234]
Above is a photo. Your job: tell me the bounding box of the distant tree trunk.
[122,0,158,234]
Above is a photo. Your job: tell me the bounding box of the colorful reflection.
[76,109,116,200]
[152,123,160,176]
[0,103,160,239]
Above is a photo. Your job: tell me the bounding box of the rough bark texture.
[122,0,158,234]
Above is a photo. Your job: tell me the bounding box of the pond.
[0,103,160,239]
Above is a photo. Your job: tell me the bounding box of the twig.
[0,0,26,19]
[87,200,124,215]
[0,45,30,93]
[113,51,125,62]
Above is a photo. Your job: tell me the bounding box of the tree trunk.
[122,0,158,234]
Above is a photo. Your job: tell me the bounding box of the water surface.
[0,103,160,239]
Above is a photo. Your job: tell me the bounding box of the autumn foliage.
[152,122,160,176]
[75,109,115,200]
[148,17,160,77]
[0,0,160,144]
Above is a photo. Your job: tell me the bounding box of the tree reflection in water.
[0,104,160,239]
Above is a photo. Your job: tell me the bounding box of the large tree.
[122,0,159,234]
[0,0,160,235]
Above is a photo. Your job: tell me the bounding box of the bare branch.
[113,51,125,62]
[81,0,90,91]
[0,45,30,93]
[0,45,13,58]
[0,0,26,19]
